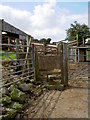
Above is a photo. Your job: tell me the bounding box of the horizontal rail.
[68,46,90,49]
[0,58,32,63]
[0,70,34,82]
[0,62,33,70]
[0,74,34,89]
[1,43,33,47]
[1,67,34,78]
[68,68,88,72]
[0,51,32,55]
[69,54,90,57]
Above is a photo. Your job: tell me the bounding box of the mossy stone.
[8,84,18,92]
[1,108,17,120]
[10,102,23,112]
[10,88,26,103]
[1,95,11,106]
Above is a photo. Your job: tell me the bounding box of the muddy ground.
[25,62,89,119]
[25,79,88,118]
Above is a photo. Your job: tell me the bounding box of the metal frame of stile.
[0,19,34,89]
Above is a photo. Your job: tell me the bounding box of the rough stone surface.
[19,83,31,92]
[0,87,9,95]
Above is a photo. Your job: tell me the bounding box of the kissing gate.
[33,42,68,89]
[0,19,34,89]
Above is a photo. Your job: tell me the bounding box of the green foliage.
[66,21,90,46]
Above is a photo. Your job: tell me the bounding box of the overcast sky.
[0,0,88,42]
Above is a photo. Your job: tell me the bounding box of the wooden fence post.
[60,42,68,87]
[34,47,39,81]
[16,38,19,60]
[22,35,31,77]
[60,43,64,84]
[63,43,68,87]
[8,37,10,51]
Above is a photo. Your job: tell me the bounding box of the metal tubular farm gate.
[33,42,69,88]
[0,38,34,89]
[68,46,90,82]
[0,40,34,88]
[0,20,34,89]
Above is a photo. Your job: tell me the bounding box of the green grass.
[87,51,90,60]
[0,52,16,60]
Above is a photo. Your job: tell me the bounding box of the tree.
[33,38,39,43]
[47,38,51,44]
[39,38,51,55]
[40,38,46,44]
[40,38,51,45]
[66,21,90,46]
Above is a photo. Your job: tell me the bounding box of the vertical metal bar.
[22,35,31,77]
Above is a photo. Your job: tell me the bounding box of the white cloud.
[0,1,88,42]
